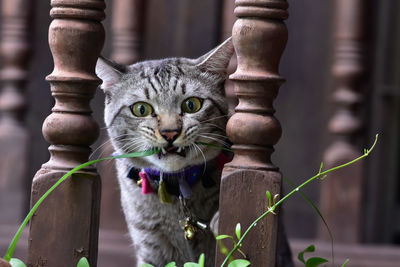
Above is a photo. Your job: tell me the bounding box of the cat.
[96,38,234,266]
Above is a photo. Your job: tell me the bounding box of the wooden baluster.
[27,1,105,266]
[99,0,146,231]
[216,1,288,266]
[318,0,366,243]
[0,0,33,224]
[111,0,146,64]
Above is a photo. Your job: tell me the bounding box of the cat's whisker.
[193,143,207,172]
[199,132,228,139]
[124,140,148,154]
[199,114,229,123]
[202,122,226,132]
[91,134,137,159]
[196,134,230,147]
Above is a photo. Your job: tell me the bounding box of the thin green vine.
[219,134,378,267]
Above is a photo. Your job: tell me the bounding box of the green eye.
[131,102,153,117]
[182,97,202,113]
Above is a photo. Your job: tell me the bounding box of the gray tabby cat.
[96,38,234,266]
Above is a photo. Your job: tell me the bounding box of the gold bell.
[136,178,143,187]
[184,223,197,240]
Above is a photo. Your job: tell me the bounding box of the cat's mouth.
[158,145,187,158]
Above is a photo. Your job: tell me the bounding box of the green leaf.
[235,223,241,240]
[319,162,324,173]
[197,254,205,267]
[183,263,198,267]
[165,262,177,267]
[305,257,329,267]
[298,245,315,264]
[228,259,251,267]
[341,259,349,267]
[139,264,155,267]
[76,257,90,267]
[216,234,233,240]
[9,258,26,267]
[266,190,272,208]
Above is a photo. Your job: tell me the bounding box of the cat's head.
[96,38,234,172]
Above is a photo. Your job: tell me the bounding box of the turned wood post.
[0,0,33,224]
[216,1,288,266]
[318,0,367,243]
[27,1,105,266]
[111,0,146,64]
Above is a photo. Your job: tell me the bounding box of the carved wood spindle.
[27,1,105,266]
[216,1,288,266]
[0,0,33,224]
[111,0,146,64]
[318,0,366,243]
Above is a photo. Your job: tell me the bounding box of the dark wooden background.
[1,0,400,265]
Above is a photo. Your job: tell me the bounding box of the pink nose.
[160,129,180,143]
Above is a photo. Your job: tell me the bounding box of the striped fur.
[96,38,234,266]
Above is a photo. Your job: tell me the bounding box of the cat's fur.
[96,38,234,266]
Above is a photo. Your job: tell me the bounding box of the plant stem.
[220,135,378,267]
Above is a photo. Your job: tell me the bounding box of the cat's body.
[96,39,234,266]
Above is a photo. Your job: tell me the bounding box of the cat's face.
[96,38,233,172]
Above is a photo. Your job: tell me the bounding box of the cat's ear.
[95,56,127,90]
[195,37,234,76]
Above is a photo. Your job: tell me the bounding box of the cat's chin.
[146,148,220,172]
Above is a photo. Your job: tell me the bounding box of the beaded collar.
[124,152,231,203]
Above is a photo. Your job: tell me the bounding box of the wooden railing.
[1,0,394,266]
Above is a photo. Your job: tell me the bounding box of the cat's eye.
[181,97,202,114]
[130,102,153,117]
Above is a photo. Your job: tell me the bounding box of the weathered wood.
[0,258,11,267]
[99,0,147,231]
[0,0,33,225]
[216,1,288,266]
[27,1,105,266]
[318,0,367,243]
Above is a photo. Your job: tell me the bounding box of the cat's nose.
[160,128,181,143]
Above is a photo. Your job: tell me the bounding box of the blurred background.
[0,0,399,266]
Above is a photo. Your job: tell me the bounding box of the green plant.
[2,135,378,267]
[297,245,349,267]
[2,149,160,266]
[217,135,378,267]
